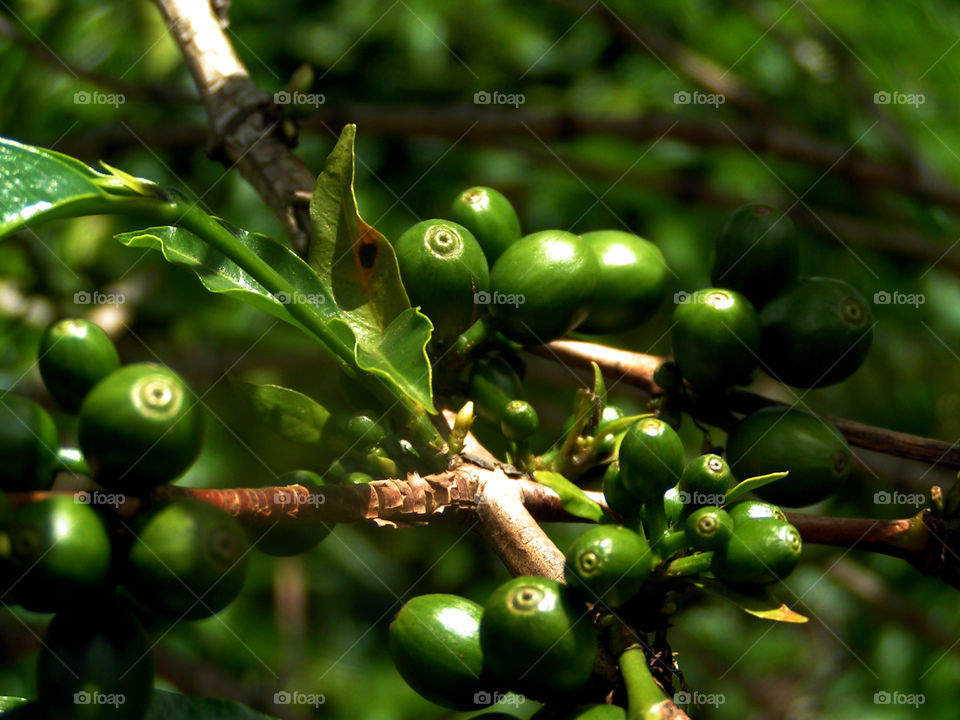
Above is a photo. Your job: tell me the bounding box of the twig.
[537,340,960,469]
[9,474,959,585]
[301,105,960,217]
[151,0,316,254]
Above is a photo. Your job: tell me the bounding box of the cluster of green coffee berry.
[671,204,873,394]
[0,319,259,718]
[388,408,806,717]
[395,186,669,348]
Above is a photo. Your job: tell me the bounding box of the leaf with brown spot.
[308,125,435,411]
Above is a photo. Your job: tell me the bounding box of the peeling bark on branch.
[152,0,316,253]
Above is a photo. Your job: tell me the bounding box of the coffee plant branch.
[534,340,960,469]
[152,0,315,253]
[8,467,958,587]
[301,105,960,217]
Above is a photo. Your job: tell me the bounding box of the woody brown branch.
[8,469,947,573]
[535,340,960,469]
[152,0,316,254]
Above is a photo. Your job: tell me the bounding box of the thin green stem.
[661,551,714,578]
[620,646,671,720]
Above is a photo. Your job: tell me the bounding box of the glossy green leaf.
[695,579,809,623]
[239,382,352,452]
[723,471,789,504]
[534,470,607,522]
[0,137,153,239]
[116,223,436,411]
[0,697,28,712]
[116,224,335,334]
[309,124,434,411]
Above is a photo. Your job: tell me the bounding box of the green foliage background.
[1,0,960,718]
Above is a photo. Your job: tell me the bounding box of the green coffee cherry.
[564,525,651,608]
[726,407,850,507]
[124,498,249,620]
[248,470,332,557]
[678,454,732,510]
[488,230,599,345]
[469,356,523,423]
[663,486,684,526]
[37,600,153,720]
[78,363,204,490]
[6,496,112,612]
[449,186,522,264]
[760,277,873,388]
[346,471,374,484]
[345,413,387,450]
[480,576,597,697]
[38,318,120,413]
[618,418,685,499]
[671,288,761,392]
[0,395,58,491]
[726,500,787,526]
[395,219,490,340]
[500,400,539,441]
[684,506,734,551]
[710,518,802,586]
[602,462,639,519]
[390,593,494,710]
[711,204,799,308]
[579,230,668,333]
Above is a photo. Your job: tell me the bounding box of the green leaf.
[0,697,28,712]
[723,471,789,504]
[695,579,809,623]
[239,382,352,453]
[115,222,436,411]
[0,137,112,237]
[534,470,608,522]
[116,224,335,335]
[309,124,434,411]
[146,690,281,719]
